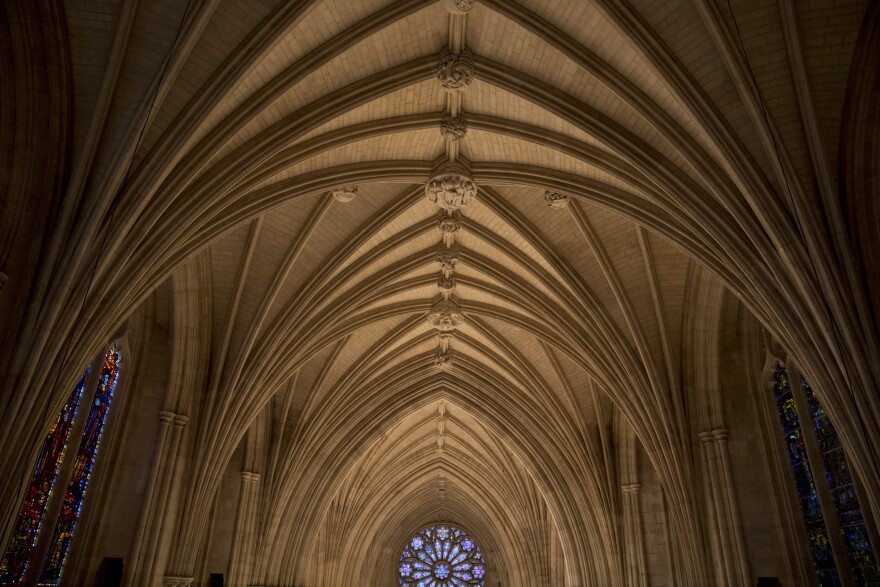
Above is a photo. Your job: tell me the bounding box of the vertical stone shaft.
[700,431,733,586]
[226,471,261,587]
[622,483,647,587]
[713,429,751,585]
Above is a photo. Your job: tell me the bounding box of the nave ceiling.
[0,0,877,585]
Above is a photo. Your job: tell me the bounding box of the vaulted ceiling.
[1,0,877,585]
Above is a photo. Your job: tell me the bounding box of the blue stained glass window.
[771,363,879,586]
[399,525,486,587]
[772,364,841,586]
[801,377,879,586]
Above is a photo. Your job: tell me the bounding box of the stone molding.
[241,471,261,483]
[700,428,729,444]
[621,483,641,495]
[163,577,194,587]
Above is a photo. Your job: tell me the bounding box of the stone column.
[700,431,733,587]
[621,483,648,587]
[712,429,751,585]
[700,429,751,587]
[226,471,261,587]
[127,412,189,586]
[127,411,175,584]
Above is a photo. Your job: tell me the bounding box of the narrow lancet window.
[771,363,878,586]
[0,374,89,583]
[0,344,121,586]
[39,346,121,585]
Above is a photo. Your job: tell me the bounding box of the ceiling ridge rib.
[106,56,438,285]
[205,217,262,416]
[222,195,334,403]
[120,0,433,219]
[567,201,666,405]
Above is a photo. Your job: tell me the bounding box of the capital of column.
[159,411,176,424]
[712,428,729,442]
[699,430,716,444]
[241,471,261,483]
[621,483,641,495]
[173,414,189,428]
[163,576,193,587]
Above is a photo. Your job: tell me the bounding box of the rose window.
[398,525,486,586]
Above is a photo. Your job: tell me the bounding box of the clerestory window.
[0,345,121,585]
[771,362,879,586]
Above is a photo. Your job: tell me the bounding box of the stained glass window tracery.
[771,363,879,586]
[801,376,879,586]
[398,525,486,587]
[0,374,88,583]
[39,345,121,585]
[0,345,121,586]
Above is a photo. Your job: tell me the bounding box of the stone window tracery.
[771,362,878,586]
[0,345,121,585]
[398,524,485,587]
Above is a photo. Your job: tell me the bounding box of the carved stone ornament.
[543,190,570,209]
[163,577,194,587]
[445,0,475,14]
[438,331,455,350]
[438,48,474,92]
[438,209,462,247]
[427,297,464,332]
[435,345,453,370]
[436,245,460,276]
[331,185,358,203]
[440,116,468,142]
[437,274,456,295]
[426,166,477,211]
[438,209,462,233]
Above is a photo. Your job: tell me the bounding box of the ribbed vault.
[0,1,877,586]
